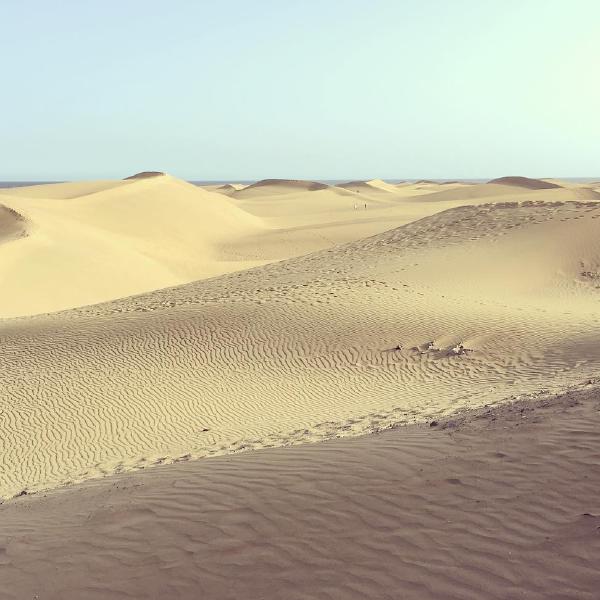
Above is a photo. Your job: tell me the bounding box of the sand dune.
[488,175,561,189]
[406,182,533,202]
[1,383,598,600]
[407,182,600,204]
[124,170,166,179]
[215,182,247,193]
[232,178,330,198]
[0,175,264,316]
[0,178,134,199]
[336,178,400,194]
[1,199,600,498]
[0,175,468,316]
[0,175,491,317]
[2,175,600,599]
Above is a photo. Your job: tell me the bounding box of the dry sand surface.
[1,384,599,599]
[1,179,600,496]
[1,175,600,597]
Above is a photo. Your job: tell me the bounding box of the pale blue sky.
[1,0,599,180]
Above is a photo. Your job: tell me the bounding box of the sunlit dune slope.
[0,175,263,316]
[1,200,600,497]
[0,179,134,199]
[336,178,400,193]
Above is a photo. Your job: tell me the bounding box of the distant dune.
[336,178,399,194]
[124,171,166,180]
[232,178,330,198]
[0,179,134,199]
[217,183,246,191]
[488,175,562,189]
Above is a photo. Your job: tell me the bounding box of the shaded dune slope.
[488,176,561,189]
[232,179,330,198]
[1,385,599,599]
[124,171,166,179]
[336,178,399,194]
[0,204,28,244]
[1,200,600,497]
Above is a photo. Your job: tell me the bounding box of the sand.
[2,175,600,597]
[1,180,600,496]
[0,175,263,316]
[487,176,562,189]
[1,384,598,599]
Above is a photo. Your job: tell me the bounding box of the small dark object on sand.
[430,421,438,427]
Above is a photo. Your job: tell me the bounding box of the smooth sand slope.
[1,384,599,600]
[2,197,600,498]
[231,178,331,198]
[0,175,264,316]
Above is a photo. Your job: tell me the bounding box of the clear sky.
[1,0,599,180]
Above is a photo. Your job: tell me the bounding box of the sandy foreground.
[1,384,599,599]
[1,174,600,597]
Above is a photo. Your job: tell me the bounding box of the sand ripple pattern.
[1,386,599,599]
[1,201,600,496]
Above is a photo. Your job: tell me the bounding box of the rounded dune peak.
[487,176,561,189]
[217,183,246,191]
[337,179,398,193]
[246,178,329,191]
[124,171,167,180]
[232,178,330,198]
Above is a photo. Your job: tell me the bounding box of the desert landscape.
[3,1,600,597]
[1,173,600,598]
